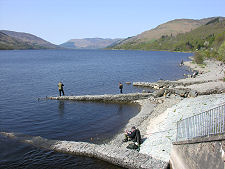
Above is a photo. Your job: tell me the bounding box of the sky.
[0,0,225,45]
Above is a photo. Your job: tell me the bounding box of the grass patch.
[179,116,183,121]
[198,63,206,68]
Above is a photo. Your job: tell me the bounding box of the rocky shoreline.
[47,58,225,166]
[132,59,225,162]
[1,59,224,168]
[0,132,167,169]
[103,58,225,164]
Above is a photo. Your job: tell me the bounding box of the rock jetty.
[133,60,225,98]
[133,80,224,98]
[133,80,215,88]
[0,132,168,169]
[47,93,153,103]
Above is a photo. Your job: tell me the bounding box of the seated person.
[123,126,141,145]
[191,71,199,78]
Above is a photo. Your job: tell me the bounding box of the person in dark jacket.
[123,126,141,145]
[58,81,64,96]
[180,59,184,66]
[119,82,123,94]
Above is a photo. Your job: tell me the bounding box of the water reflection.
[118,104,123,114]
[58,101,65,117]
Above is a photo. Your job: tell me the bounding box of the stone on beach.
[188,90,198,98]
[152,88,165,98]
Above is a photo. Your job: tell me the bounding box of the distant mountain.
[0,30,60,50]
[0,32,31,50]
[60,38,123,49]
[110,17,222,50]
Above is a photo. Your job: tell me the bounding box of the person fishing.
[58,81,65,96]
[180,59,184,66]
[119,82,123,94]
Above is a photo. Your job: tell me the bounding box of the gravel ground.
[180,60,225,83]
[139,93,225,162]
[107,59,225,163]
[107,99,155,149]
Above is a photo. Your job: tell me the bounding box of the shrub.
[194,52,204,64]
[218,41,225,62]
[214,31,225,49]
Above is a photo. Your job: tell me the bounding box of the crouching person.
[123,126,142,146]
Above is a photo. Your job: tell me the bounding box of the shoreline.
[123,58,225,162]
[0,58,224,168]
[33,58,225,165]
[103,57,225,163]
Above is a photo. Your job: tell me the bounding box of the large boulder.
[188,90,198,98]
[153,89,165,98]
[174,89,187,97]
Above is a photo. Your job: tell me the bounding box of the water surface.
[0,49,191,168]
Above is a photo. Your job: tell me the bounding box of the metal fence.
[176,103,225,142]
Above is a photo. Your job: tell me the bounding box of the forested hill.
[110,17,224,51]
[0,30,60,50]
[109,17,225,62]
[144,17,225,52]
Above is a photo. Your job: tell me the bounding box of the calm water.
[0,49,191,168]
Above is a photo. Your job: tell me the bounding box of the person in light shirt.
[58,81,65,96]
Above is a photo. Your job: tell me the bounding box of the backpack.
[126,143,139,150]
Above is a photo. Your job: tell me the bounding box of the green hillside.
[110,17,215,50]
[110,17,225,62]
[147,18,225,52]
[194,30,225,63]
[148,18,225,62]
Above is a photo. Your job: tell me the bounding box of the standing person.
[58,81,64,96]
[119,82,123,94]
[180,59,184,66]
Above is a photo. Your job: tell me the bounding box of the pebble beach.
[107,58,225,163]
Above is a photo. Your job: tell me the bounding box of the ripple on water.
[0,49,191,168]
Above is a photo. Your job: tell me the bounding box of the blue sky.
[0,0,225,44]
